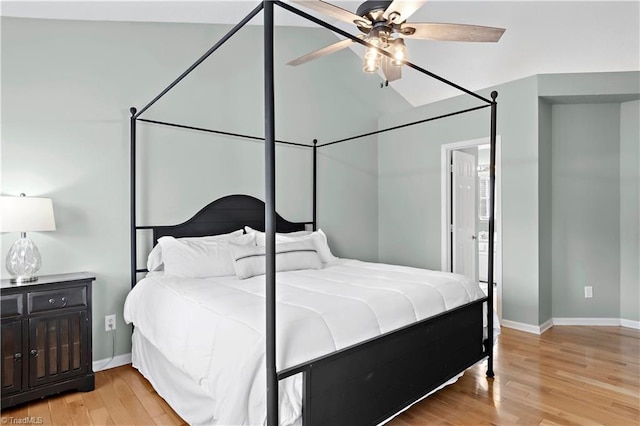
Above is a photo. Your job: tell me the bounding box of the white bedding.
[124,259,491,426]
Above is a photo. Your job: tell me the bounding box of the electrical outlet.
[105,314,116,331]
[584,286,593,299]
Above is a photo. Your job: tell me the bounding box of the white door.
[452,151,477,281]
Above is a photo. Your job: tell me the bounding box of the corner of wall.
[537,97,553,324]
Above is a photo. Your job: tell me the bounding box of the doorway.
[440,137,502,319]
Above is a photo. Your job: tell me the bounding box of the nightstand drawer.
[28,286,87,314]
[1,294,23,319]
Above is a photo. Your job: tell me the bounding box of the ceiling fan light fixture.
[363,49,381,72]
[362,59,379,73]
[390,38,407,66]
[363,35,382,73]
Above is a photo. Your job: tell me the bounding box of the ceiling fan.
[287,0,506,83]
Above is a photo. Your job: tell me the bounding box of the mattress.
[124,258,493,425]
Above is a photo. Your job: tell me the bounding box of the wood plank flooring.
[1,326,638,425]
[389,326,639,426]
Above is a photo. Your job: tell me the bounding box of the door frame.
[440,136,503,318]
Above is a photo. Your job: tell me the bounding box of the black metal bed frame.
[129,1,498,425]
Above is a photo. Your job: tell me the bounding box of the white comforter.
[123,259,488,425]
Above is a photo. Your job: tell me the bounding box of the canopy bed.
[125,1,499,425]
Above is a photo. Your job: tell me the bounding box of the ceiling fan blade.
[381,56,402,82]
[383,0,429,23]
[287,38,356,66]
[401,22,505,42]
[290,0,371,26]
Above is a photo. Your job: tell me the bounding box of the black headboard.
[151,194,309,244]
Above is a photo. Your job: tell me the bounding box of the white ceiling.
[2,0,639,106]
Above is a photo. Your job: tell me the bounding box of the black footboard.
[279,298,486,426]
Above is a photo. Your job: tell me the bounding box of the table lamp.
[1,193,56,283]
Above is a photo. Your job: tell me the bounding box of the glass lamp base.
[6,235,42,283]
[10,275,38,283]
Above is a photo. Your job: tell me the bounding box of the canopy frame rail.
[134,3,264,118]
[137,118,312,148]
[317,104,490,148]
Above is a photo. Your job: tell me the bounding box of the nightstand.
[1,272,95,409]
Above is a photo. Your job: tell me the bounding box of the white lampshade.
[1,194,56,283]
[1,195,56,233]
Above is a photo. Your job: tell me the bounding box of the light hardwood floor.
[1,326,638,425]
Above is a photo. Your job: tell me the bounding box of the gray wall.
[0,17,409,360]
[620,100,640,322]
[378,72,639,328]
[551,104,621,318]
[378,76,542,325]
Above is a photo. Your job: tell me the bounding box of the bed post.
[313,139,317,231]
[264,1,278,425]
[486,91,498,378]
[130,107,138,288]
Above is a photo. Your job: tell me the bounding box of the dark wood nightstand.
[1,272,95,409]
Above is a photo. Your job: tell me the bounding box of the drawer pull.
[14,353,22,361]
[30,350,38,358]
[48,297,68,307]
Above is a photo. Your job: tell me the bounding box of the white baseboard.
[501,319,546,335]
[93,353,131,372]
[553,317,623,326]
[539,318,554,334]
[502,317,640,335]
[620,319,640,329]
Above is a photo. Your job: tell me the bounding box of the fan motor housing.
[356,0,393,20]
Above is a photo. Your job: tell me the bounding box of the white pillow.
[146,229,244,272]
[230,239,322,279]
[244,226,311,245]
[247,228,336,263]
[309,229,337,263]
[147,245,164,272]
[159,232,255,278]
